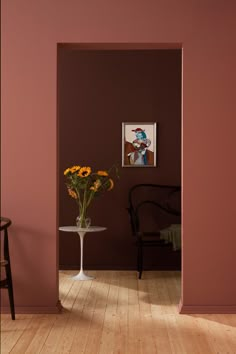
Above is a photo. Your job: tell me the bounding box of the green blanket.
[160,224,181,251]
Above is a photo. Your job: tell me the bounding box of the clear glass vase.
[76,214,91,229]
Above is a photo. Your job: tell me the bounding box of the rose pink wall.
[1,0,236,313]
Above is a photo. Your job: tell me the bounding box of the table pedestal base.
[59,226,106,282]
[72,271,94,281]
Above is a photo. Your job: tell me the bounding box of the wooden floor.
[1,271,236,353]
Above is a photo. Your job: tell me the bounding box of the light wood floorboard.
[1,270,236,353]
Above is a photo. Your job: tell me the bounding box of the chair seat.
[137,232,171,244]
[138,231,160,240]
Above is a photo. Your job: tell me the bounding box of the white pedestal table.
[59,226,106,280]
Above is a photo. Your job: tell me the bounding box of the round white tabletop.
[59,226,106,233]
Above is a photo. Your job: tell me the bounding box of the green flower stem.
[86,190,95,208]
[74,186,82,210]
[80,184,88,227]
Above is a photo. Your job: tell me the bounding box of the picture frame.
[122,122,157,167]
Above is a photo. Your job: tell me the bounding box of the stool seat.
[1,260,8,266]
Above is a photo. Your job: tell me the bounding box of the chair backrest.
[0,217,12,262]
[128,184,181,235]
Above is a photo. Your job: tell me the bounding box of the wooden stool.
[0,217,15,320]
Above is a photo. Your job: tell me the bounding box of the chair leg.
[137,243,143,279]
[5,265,15,320]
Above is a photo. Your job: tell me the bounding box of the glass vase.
[76,214,91,229]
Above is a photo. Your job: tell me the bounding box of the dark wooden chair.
[0,217,15,320]
[127,184,181,279]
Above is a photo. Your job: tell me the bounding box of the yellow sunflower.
[94,179,101,189]
[70,165,81,173]
[78,166,91,178]
[97,170,108,176]
[68,188,77,199]
[107,178,114,191]
[90,179,101,192]
[64,168,71,176]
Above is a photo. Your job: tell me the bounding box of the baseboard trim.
[59,265,181,271]
[1,300,62,314]
[179,304,236,314]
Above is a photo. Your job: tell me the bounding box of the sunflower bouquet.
[64,165,118,228]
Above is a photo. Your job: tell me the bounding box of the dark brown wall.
[58,48,181,269]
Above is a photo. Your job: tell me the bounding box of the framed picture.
[122,122,157,167]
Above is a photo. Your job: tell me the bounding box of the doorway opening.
[57,43,182,310]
